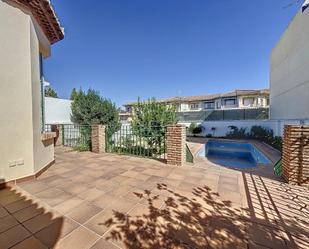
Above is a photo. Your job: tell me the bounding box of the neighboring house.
[124,89,269,113]
[270,4,309,121]
[45,97,72,124]
[119,111,133,123]
[0,0,64,182]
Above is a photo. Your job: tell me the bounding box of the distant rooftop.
[125,89,269,106]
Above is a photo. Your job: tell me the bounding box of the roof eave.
[9,0,64,44]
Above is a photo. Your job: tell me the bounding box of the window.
[216,101,221,109]
[243,97,254,106]
[190,103,199,110]
[224,99,236,106]
[260,98,264,106]
[126,106,132,113]
[204,101,215,109]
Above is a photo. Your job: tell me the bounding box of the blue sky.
[45,0,302,107]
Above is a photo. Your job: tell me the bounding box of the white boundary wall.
[180,119,309,137]
[45,97,72,124]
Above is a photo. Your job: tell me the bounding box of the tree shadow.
[0,181,63,248]
[103,181,309,249]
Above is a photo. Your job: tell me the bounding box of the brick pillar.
[91,125,106,153]
[166,124,186,166]
[282,125,309,185]
[55,125,63,146]
[51,124,62,146]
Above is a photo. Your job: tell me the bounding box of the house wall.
[238,95,269,108]
[177,96,268,112]
[0,1,34,180]
[180,103,189,112]
[30,20,54,173]
[270,9,309,120]
[0,1,54,181]
[45,97,73,124]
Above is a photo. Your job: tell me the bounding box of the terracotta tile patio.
[0,146,308,249]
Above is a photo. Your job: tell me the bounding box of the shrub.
[192,126,203,135]
[225,125,282,151]
[226,126,247,139]
[111,146,153,157]
[189,122,197,133]
[130,98,177,154]
[249,126,282,151]
[73,143,90,152]
[249,126,273,140]
[268,136,283,151]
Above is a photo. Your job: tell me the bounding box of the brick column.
[51,124,62,146]
[91,125,106,153]
[56,125,63,146]
[282,125,309,185]
[166,124,186,166]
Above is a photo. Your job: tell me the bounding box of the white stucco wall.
[45,97,72,124]
[0,1,54,181]
[180,119,309,137]
[30,20,55,173]
[270,8,309,120]
[201,120,309,137]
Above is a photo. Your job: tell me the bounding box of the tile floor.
[0,146,308,249]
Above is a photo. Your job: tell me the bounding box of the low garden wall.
[180,119,309,137]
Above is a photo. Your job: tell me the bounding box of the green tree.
[44,87,58,98]
[71,89,120,150]
[130,98,177,155]
[71,89,120,128]
[188,122,197,133]
[70,88,78,100]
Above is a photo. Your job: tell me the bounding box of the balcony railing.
[177,107,269,122]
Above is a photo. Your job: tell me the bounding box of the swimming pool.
[198,140,270,169]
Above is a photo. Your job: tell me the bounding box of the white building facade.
[0,0,64,182]
[270,6,309,121]
[125,89,269,113]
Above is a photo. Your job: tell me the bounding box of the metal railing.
[274,159,282,176]
[186,144,194,163]
[177,108,269,122]
[45,124,91,149]
[106,124,167,160]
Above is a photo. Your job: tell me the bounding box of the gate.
[45,124,91,149]
[106,124,167,160]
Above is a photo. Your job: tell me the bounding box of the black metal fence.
[186,144,194,163]
[45,124,91,149]
[106,124,167,160]
[177,108,269,122]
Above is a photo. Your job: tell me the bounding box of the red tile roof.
[125,89,269,106]
[10,0,64,44]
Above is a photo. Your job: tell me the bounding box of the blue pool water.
[198,140,270,169]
